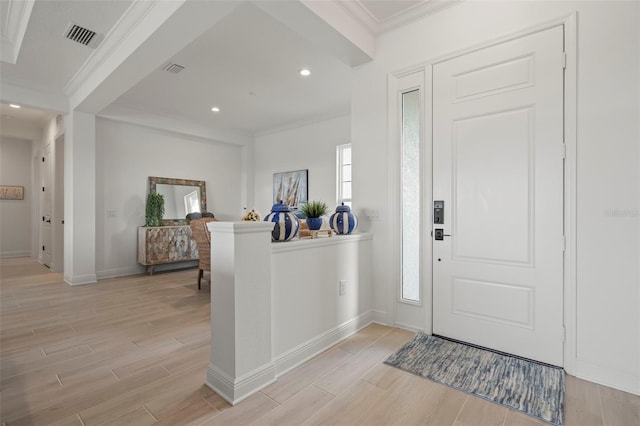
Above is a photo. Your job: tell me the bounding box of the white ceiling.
[0,0,448,136]
[0,0,133,93]
[117,2,353,135]
[0,103,53,128]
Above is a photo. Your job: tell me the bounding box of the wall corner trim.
[64,273,97,286]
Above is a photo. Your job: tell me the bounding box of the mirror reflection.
[148,176,207,223]
[156,184,201,219]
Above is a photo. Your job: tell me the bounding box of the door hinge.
[42,187,45,192]
[42,245,45,251]
[562,52,567,69]
[42,157,45,162]
[562,235,566,252]
[561,143,566,159]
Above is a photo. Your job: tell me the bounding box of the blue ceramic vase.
[265,201,300,241]
[306,217,323,230]
[329,203,358,235]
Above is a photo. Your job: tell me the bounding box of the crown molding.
[254,109,350,139]
[0,79,68,113]
[0,0,35,64]
[335,1,380,35]
[335,0,464,35]
[64,0,162,96]
[379,0,464,33]
[98,100,254,147]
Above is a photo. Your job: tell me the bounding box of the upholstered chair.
[188,217,217,289]
[186,211,215,223]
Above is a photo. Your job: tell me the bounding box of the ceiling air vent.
[64,23,103,48]
[163,63,185,74]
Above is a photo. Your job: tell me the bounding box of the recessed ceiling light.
[211,107,220,113]
[9,104,21,109]
[299,68,311,77]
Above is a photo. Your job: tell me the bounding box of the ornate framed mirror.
[148,176,207,225]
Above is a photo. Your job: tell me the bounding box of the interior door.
[432,26,565,366]
[41,145,52,268]
[53,134,64,272]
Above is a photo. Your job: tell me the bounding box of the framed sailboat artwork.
[273,169,308,209]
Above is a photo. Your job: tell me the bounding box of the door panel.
[453,54,535,102]
[41,145,52,268]
[433,26,564,366]
[451,278,534,329]
[453,107,533,265]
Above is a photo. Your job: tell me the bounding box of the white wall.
[0,118,42,142]
[272,236,373,362]
[352,1,639,393]
[94,118,244,278]
[0,118,43,258]
[253,115,350,216]
[0,136,33,257]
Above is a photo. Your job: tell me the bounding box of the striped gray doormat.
[384,333,564,425]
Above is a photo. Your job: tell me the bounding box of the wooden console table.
[138,225,199,274]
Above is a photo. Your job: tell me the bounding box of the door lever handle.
[46,219,51,223]
[433,228,451,240]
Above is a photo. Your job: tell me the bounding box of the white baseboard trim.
[206,362,276,406]
[371,309,389,325]
[96,262,196,280]
[96,266,144,279]
[272,310,374,377]
[48,261,62,273]
[394,321,424,333]
[0,250,31,258]
[204,310,375,406]
[371,310,388,325]
[575,358,640,396]
[64,273,97,285]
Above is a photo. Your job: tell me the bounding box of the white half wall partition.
[206,221,373,405]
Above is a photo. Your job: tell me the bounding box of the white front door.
[432,26,565,366]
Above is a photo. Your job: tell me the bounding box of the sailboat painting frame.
[273,169,308,208]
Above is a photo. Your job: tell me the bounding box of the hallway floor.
[1,257,638,425]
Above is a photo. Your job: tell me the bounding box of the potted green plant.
[300,200,328,230]
[145,193,165,227]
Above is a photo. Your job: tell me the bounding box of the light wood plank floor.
[1,257,638,425]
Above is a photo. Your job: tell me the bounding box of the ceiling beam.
[0,0,35,64]
[68,0,241,114]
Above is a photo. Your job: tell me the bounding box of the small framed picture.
[0,185,24,200]
[273,169,308,208]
